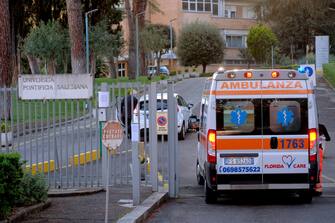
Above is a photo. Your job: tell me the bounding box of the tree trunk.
[125,0,148,79]
[47,58,56,74]
[27,54,40,74]
[202,64,207,74]
[66,0,86,74]
[110,58,118,78]
[0,0,11,87]
[125,0,136,79]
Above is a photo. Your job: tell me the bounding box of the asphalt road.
[148,76,335,223]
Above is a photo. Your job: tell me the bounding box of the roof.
[213,69,308,81]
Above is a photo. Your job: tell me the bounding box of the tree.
[90,20,124,78]
[259,0,335,57]
[247,24,277,64]
[66,0,86,74]
[23,21,69,74]
[238,48,254,69]
[140,24,174,76]
[0,0,11,87]
[124,0,148,79]
[177,21,224,73]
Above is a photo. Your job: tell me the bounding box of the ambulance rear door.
[215,80,263,185]
[261,79,310,187]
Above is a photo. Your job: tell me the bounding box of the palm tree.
[0,0,11,119]
[124,0,148,79]
[0,0,11,86]
[66,0,86,74]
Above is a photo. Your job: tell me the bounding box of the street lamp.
[169,18,177,70]
[85,9,98,74]
[135,11,145,79]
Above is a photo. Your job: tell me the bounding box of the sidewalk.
[21,186,152,223]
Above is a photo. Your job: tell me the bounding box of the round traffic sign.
[157,115,167,126]
[102,121,124,149]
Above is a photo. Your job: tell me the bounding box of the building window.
[243,6,256,19]
[118,63,126,77]
[182,0,212,12]
[226,35,246,48]
[212,0,218,15]
[224,5,237,18]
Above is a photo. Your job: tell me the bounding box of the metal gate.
[1,81,178,194]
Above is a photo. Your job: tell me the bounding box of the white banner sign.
[18,74,93,100]
[315,36,329,70]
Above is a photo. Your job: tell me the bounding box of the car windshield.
[139,99,168,111]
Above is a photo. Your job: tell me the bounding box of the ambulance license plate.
[224,157,254,165]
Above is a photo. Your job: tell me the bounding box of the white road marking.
[323,174,335,183]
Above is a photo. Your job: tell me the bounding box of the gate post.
[149,82,158,191]
[100,83,109,187]
[168,81,178,198]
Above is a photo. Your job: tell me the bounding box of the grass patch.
[323,63,335,87]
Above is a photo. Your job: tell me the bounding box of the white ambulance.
[196,69,319,204]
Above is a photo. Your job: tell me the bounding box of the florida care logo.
[264,155,306,169]
[282,155,296,168]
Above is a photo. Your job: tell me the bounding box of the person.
[120,89,138,138]
[315,124,331,196]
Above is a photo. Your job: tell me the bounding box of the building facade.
[119,0,260,76]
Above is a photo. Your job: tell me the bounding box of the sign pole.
[105,147,110,223]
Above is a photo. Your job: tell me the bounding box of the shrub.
[184,68,189,73]
[177,70,182,74]
[192,68,197,72]
[323,63,335,87]
[170,71,177,76]
[200,72,213,77]
[117,77,130,82]
[17,173,48,206]
[0,153,23,219]
[0,122,11,133]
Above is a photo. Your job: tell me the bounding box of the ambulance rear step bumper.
[217,184,310,190]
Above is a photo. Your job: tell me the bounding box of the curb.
[48,187,104,197]
[25,149,100,175]
[6,200,51,223]
[117,192,169,223]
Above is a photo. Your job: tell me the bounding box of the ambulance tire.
[205,180,217,204]
[196,161,204,185]
[298,190,313,204]
[178,123,186,140]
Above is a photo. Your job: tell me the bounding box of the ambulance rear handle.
[270,137,278,149]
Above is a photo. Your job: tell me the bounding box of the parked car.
[133,93,193,140]
[147,66,170,76]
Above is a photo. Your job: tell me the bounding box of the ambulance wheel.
[298,190,313,203]
[196,161,204,185]
[205,180,217,204]
[178,123,186,140]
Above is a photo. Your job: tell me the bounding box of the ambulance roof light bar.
[217,67,225,74]
[244,71,253,78]
[271,71,280,78]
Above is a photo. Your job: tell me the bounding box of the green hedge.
[0,153,23,219]
[200,72,213,77]
[323,63,335,87]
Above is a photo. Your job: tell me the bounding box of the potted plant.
[1,121,12,147]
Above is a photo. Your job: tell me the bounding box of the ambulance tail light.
[207,129,217,164]
[308,128,317,161]
[244,71,253,78]
[271,71,280,78]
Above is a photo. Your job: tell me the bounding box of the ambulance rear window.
[263,99,308,135]
[216,99,261,135]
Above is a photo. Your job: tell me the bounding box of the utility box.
[98,108,107,122]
